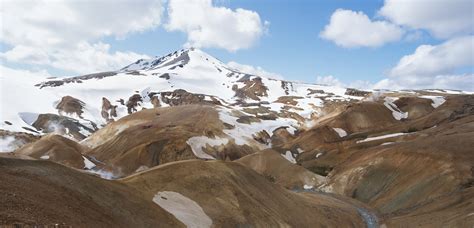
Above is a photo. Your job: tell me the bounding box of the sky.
[1,0,473,91]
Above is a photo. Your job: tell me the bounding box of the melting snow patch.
[186,136,227,160]
[218,107,298,147]
[282,151,297,164]
[420,96,446,108]
[380,142,395,146]
[153,191,212,228]
[315,152,323,158]
[40,155,50,160]
[82,156,96,169]
[333,128,347,137]
[357,133,408,143]
[383,97,408,120]
[303,184,314,190]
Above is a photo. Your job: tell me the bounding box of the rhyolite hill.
[1,48,473,227]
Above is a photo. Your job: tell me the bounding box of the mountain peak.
[120,47,222,72]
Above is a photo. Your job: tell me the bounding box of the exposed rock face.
[345,88,371,97]
[275,96,303,106]
[252,130,271,145]
[32,114,96,141]
[159,73,171,80]
[36,71,117,88]
[160,89,216,106]
[233,77,268,101]
[101,97,118,122]
[281,81,294,95]
[307,88,326,95]
[270,127,295,149]
[150,96,161,108]
[126,94,143,114]
[56,96,85,118]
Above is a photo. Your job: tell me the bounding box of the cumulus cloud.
[0,0,163,47]
[373,74,474,92]
[379,0,474,39]
[166,0,268,52]
[388,36,473,77]
[316,75,344,87]
[320,9,403,48]
[316,75,375,90]
[227,61,283,79]
[380,36,474,91]
[317,37,474,91]
[0,0,162,74]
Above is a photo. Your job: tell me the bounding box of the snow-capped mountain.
[1,47,469,154]
[1,48,363,138]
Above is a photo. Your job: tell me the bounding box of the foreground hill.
[0,157,369,227]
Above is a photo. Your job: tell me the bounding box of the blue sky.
[1,0,473,90]
[103,0,428,83]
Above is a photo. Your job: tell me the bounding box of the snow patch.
[303,184,314,190]
[357,133,408,143]
[420,96,446,108]
[332,128,347,137]
[281,151,296,164]
[40,155,50,159]
[186,136,227,160]
[82,156,96,169]
[383,97,408,120]
[380,142,395,146]
[217,107,297,147]
[153,191,212,228]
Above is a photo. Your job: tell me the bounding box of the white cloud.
[0,65,51,79]
[316,75,375,90]
[0,0,162,74]
[380,36,474,91]
[373,74,474,92]
[227,61,283,79]
[379,0,474,39]
[388,36,473,77]
[166,0,268,52]
[316,75,344,87]
[320,9,403,48]
[315,36,474,92]
[0,0,163,47]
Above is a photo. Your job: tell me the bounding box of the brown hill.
[121,159,366,227]
[0,157,182,227]
[14,134,88,169]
